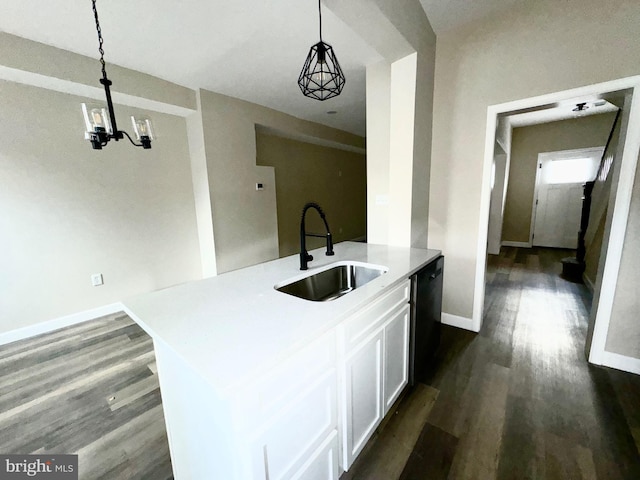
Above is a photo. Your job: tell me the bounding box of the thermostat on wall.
[256,183,264,191]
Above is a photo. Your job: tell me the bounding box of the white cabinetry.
[127,244,441,480]
[338,280,411,470]
[342,329,384,465]
[152,278,414,479]
[383,305,410,411]
[248,369,338,480]
[155,330,339,480]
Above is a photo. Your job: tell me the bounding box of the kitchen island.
[124,241,441,479]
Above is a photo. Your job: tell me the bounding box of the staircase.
[561,109,621,281]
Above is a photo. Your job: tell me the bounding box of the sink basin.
[275,261,388,302]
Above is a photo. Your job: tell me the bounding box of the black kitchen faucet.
[299,202,334,270]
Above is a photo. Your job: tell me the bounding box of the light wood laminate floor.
[343,247,640,480]
[0,312,173,480]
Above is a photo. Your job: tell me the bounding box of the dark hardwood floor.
[3,247,639,480]
[0,312,173,480]
[344,246,640,480]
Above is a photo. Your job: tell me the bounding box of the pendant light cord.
[91,0,108,80]
[318,0,323,42]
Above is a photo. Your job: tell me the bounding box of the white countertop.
[123,242,441,395]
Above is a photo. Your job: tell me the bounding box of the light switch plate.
[375,194,389,206]
[91,273,104,286]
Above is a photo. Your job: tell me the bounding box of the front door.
[533,182,584,248]
[532,149,602,248]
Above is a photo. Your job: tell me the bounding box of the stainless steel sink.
[275,262,388,302]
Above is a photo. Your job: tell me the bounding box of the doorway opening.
[474,75,640,371]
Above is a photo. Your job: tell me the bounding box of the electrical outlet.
[91,273,104,286]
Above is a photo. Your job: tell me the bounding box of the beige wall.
[365,61,392,245]
[487,117,512,255]
[197,89,365,274]
[410,51,435,248]
[0,80,201,334]
[584,210,606,289]
[198,90,278,274]
[487,147,507,255]
[606,149,640,358]
[503,113,616,243]
[0,33,367,335]
[429,0,640,321]
[0,33,196,115]
[328,0,435,250]
[583,111,623,289]
[256,134,366,257]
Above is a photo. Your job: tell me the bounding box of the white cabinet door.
[383,304,410,412]
[342,329,384,469]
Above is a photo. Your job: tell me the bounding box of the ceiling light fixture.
[572,102,589,112]
[298,0,345,101]
[81,0,154,150]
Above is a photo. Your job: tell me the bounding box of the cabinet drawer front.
[251,370,337,480]
[290,430,339,480]
[342,280,410,348]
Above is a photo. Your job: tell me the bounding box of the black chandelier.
[81,0,154,150]
[298,0,345,101]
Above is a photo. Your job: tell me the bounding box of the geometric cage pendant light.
[81,0,154,150]
[298,0,345,101]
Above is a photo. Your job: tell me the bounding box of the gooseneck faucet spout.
[300,202,334,270]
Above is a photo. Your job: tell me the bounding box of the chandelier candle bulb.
[82,103,112,135]
[131,116,155,149]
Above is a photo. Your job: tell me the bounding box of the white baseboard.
[501,241,531,248]
[599,351,640,376]
[441,313,477,332]
[0,302,124,346]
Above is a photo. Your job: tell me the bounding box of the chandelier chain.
[318,0,323,42]
[91,0,107,79]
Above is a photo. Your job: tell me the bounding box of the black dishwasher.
[409,255,444,385]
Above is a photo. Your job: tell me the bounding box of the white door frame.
[529,146,605,247]
[487,150,508,255]
[474,75,640,368]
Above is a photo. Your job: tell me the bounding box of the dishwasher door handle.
[429,268,442,280]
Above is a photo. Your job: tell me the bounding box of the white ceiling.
[0,0,382,136]
[1,1,591,137]
[507,99,619,128]
[418,0,528,34]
